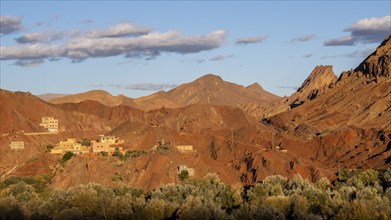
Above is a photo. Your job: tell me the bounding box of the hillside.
[0,90,115,179]
[1,90,331,190]
[267,35,391,169]
[49,90,138,108]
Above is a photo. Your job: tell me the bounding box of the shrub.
[179,170,189,181]
[60,151,74,165]
[125,150,147,158]
[81,139,90,146]
[27,155,38,163]
[100,151,108,157]
[112,172,123,182]
[46,144,54,150]
[113,150,123,158]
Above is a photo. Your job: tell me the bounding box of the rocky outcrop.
[355,35,391,78]
[295,65,338,101]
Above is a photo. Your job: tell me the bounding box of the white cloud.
[290,34,318,43]
[64,30,227,60]
[343,48,373,58]
[14,59,44,67]
[86,22,152,38]
[15,29,82,44]
[235,35,268,45]
[0,16,22,35]
[15,32,47,44]
[0,44,66,60]
[0,20,227,66]
[209,54,234,61]
[324,16,391,46]
[324,36,356,46]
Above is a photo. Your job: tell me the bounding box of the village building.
[92,135,125,153]
[10,141,24,150]
[178,165,195,176]
[99,135,116,144]
[39,117,58,132]
[91,141,111,153]
[176,145,194,152]
[59,138,80,148]
[51,138,89,154]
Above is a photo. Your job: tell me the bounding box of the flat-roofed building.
[59,138,81,149]
[51,138,89,154]
[39,117,58,132]
[10,141,24,150]
[91,140,111,153]
[99,135,117,144]
[176,145,193,152]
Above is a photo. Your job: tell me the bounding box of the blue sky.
[1,1,390,98]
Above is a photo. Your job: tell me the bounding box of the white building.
[176,145,194,152]
[39,117,58,132]
[10,141,24,150]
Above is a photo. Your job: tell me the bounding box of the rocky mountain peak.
[297,65,337,98]
[195,74,224,84]
[246,83,264,92]
[355,35,391,78]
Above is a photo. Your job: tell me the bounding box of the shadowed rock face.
[355,35,391,78]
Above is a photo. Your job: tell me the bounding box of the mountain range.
[45,73,279,111]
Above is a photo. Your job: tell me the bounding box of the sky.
[1,1,390,98]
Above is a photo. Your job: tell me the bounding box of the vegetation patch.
[99,152,108,157]
[178,170,189,181]
[27,155,38,163]
[112,172,123,182]
[60,151,74,166]
[125,150,148,158]
[0,169,390,219]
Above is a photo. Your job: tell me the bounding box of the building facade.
[39,117,58,132]
[51,138,89,154]
[91,141,111,153]
[176,145,193,152]
[10,141,24,150]
[99,135,117,144]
